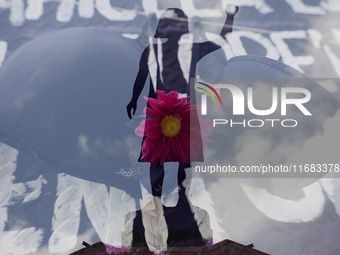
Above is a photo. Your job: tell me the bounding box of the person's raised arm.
[220,4,239,39]
[126,48,149,119]
[196,4,239,61]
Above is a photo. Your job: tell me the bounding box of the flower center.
[161,115,181,137]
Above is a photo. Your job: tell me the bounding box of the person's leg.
[177,162,192,211]
[150,162,165,197]
[177,163,187,186]
[145,162,168,253]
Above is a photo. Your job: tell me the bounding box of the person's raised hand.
[225,3,239,15]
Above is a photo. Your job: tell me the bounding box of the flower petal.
[145,124,162,139]
[150,135,167,163]
[144,107,163,120]
[172,136,187,164]
[145,97,161,111]
[177,132,190,157]
[160,137,170,165]
[138,90,213,164]
[135,120,146,137]
[174,136,190,163]
[157,101,170,116]
[156,90,167,100]
[142,137,154,156]
[165,91,179,107]
[169,101,186,116]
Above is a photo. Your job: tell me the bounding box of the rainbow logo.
[196,82,222,106]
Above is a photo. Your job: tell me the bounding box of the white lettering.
[248,87,278,115]
[230,119,246,127]
[270,31,315,73]
[0,41,7,68]
[281,119,298,127]
[49,174,136,252]
[9,0,25,26]
[324,29,340,78]
[213,119,228,127]
[222,0,273,15]
[78,0,95,18]
[95,0,136,21]
[228,31,280,60]
[284,0,325,15]
[25,0,43,20]
[281,88,312,115]
[265,119,280,127]
[248,119,264,127]
[56,0,75,22]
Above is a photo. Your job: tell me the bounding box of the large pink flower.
[135,90,212,166]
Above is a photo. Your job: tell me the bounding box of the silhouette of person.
[127,6,238,197]
[125,6,238,248]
